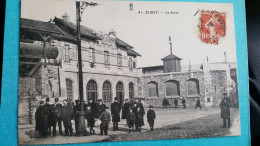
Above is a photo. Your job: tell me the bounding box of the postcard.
[18,0,240,145]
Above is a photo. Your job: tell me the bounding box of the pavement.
[18,107,240,145]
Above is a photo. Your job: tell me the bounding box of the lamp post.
[75,1,97,136]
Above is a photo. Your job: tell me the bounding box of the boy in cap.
[127,108,135,133]
[99,107,111,135]
[147,105,156,131]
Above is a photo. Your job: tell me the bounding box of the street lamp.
[75,1,98,136]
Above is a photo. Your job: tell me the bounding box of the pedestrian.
[85,105,95,135]
[122,99,131,126]
[127,108,135,133]
[174,98,178,109]
[99,107,111,135]
[136,107,144,132]
[43,97,54,137]
[147,105,156,131]
[61,99,74,136]
[53,97,63,136]
[35,100,49,138]
[182,97,186,109]
[97,99,106,118]
[73,100,80,132]
[86,99,98,118]
[111,97,121,131]
[195,98,201,109]
[162,98,169,109]
[132,103,138,131]
[137,99,145,126]
[220,93,231,128]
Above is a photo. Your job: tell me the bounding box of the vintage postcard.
[18,0,240,145]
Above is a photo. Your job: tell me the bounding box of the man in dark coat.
[220,93,231,128]
[195,98,202,109]
[86,99,98,118]
[174,98,179,109]
[182,97,186,109]
[85,105,95,135]
[137,99,145,126]
[97,99,106,118]
[43,97,54,137]
[99,107,111,135]
[135,107,144,132]
[162,98,169,109]
[147,105,156,130]
[73,100,80,132]
[122,99,131,125]
[61,99,74,136]
[53,98,63,136]
[35,100,49,138]
[111,97,121,131]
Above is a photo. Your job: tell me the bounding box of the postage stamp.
[199,10,226,44]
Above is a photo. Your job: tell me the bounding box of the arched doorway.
[86,80,97,102]
[103,81,112,107]
[116,81,124,106]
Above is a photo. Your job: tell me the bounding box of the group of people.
[162,98,202,109]
[116,98,156,133]
[35,96,157,138]
[35,97,111,138]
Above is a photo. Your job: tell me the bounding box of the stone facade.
[139,62,238,108]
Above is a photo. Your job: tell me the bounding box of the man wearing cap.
[220,93,231,128]
[35,100,49,138]
[111,97,121,130]
[61,99,74,136]
[43,97,55,137]
[53,97,63,136]
[137,99,145,126]
[97,99,106,118]
[122,99,131,125]
[73,100,81,132]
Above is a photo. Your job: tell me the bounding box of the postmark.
[199,10,226,44]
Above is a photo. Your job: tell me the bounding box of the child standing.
[85,105,95,135]
[127,108,135,133]
[99,107,111,135]
[147,105,156,131]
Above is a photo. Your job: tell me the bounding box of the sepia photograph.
[18,0,240,145]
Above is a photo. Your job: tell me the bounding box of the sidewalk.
[18,108,239,145]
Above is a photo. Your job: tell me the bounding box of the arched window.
[66,79,73,100]
[116,81,124,106]
[129,82,134,102]
[103,81,112,104]
[187,79,200,96]
[148,81,158,97]
[86,80,97,102]
[165,80,180,96]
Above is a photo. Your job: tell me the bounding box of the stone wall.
[140,71,205,108]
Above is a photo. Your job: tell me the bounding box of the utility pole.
[75,1,98,136]
[75,1,86,136]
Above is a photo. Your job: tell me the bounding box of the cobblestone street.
[18,108,240,145]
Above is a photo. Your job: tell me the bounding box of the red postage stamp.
[199,10,226,44]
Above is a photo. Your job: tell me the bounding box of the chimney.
[62,13,70,23]
[109,29,117,37]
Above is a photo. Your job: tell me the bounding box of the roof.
[161,53,182,60]
[139,65,164,70]
[127,49,141,57]
[115,38,133,48]
[20,18,64,35]
[53,17,100,40]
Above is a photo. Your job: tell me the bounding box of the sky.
[21,0,237,68]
